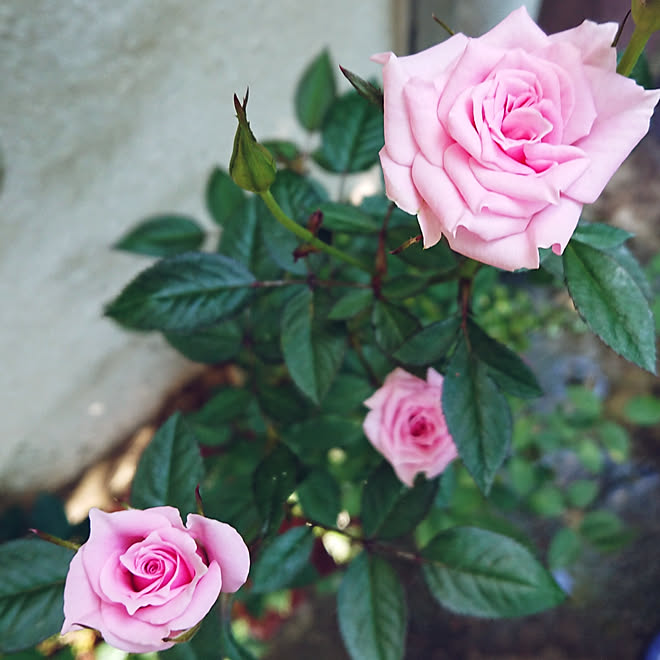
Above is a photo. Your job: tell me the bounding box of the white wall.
[0,0,393,495]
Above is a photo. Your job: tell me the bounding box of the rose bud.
[229,90,277,193]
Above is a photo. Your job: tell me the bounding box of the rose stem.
[259,190,372,273]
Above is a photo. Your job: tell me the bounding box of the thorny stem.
[29,529,81,552]
[372,202,395,297]
[260,190,371,273]
[304,516,426,564]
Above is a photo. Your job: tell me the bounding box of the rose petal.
[411,155,467,238]
[528,195,583,255]
[417,202,446,248]
[548,18,618,70]
[478,6,549,51]
[61,549,104,635]
[447,225,541,271]
[404,77,453,167]
[166,561,223,630]
[99,600,174,653]
[379,147,421,214]
[566,70,660,203]
[186,514,250,593]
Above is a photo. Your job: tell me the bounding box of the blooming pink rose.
[373,7,660,271]
[61,506,250,653]
[363,367,458,486]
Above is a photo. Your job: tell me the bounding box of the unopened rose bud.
[229,90,277,193]
[632,0,660,34]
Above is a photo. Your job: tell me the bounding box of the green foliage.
[563,241,656,373]
[62,46,658,659]
[281,288,345,404]
[314,90,384,173]
[421,527,565,617]
[338,553,407,660]
[104,253,255,332]
[443,338,512,494]
[250,526,316,593]
[361,462,437,539]
[164,320,243,364]
[114,215,206,257]
[131,412,204,516]
[295,49,337,131]
[0,538,74,652]
[206,166,245,227]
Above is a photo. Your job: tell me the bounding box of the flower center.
[409,413,430,437]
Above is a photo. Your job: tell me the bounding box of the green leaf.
[253,444,301,536]
[191,387,252,426]
[421,527,565,617]
[114,215,205,257]
[607,243,653,301]
[105,253,255,333]
[163,603,228,659]
[467,319,542,399]
[381,274,433,300]
[338,553,406,660]
[623,394,660,426]
[371,301,420,354]
[131,412,204,516]
[507,456,539,497]
[579,510,633,552]
[281,288,345,404]
[571,222,633,249]
[261,139,303,165]
[328,288,373,320]
[295,49,337,131]
[339,65,384,110]
[164,320,243,364]
[0,538,74,652]
[566,479,599,508]
[297,468,342,527]
[443,339,512,494]
[314,91,384,173]
[361,462,438,539]
[322,374,373,414]
[250,526,315,593]
[318,202,380,233]
[220,620,258,660]
[283,415,363,464]
[205,166,246,227]
[393,317,460,366]
[548,527,582,570]
[188,387,252,446]
[257,381,312,425]
[30,493,72,540]
[598,421,630,462]
[563,241,656,373]
[528,485,565,517]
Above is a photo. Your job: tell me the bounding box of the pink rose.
[61,506,250,653]
[363,367,458,486]
[373,7,660,271]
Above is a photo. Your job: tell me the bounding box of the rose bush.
[373,7,660,271]
[363,367,458,486]
[60,506,250,653]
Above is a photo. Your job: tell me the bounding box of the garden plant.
[1,4,659,659]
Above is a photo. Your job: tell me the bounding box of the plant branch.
[259,190,371,273]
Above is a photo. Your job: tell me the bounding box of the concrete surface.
[0,0,392,496]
